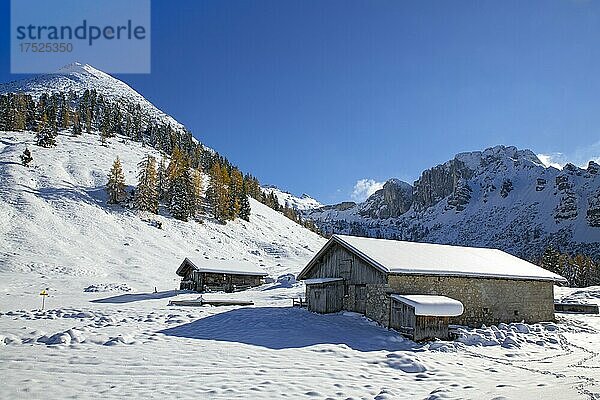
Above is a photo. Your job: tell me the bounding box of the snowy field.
[1,131,600,399]
[0,282,599,399]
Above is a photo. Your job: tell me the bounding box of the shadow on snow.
[91,290,181,304]
[17,182,109,205]
[159,306,417,352]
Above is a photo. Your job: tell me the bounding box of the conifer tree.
[0,95,8,131]
[71,113,82,136]
[167,148,194,221]
[191,169,204,218]
[206,165,219,221]
[166,147,184,205]
[574,254,590,288]
[20,147,33,166]
[239,180,251,222]
[59,95,70,129]
[25,95,36,130]
[207,162,230,222]
[135,155,159,213]
[228,169,243,220]
[36,113,57,148]
[169,168,194,221]
[220,165,232,220]
[156,158,169,202]
[167,147,183,179]
[106,157,126,204]
[100,113,109,145]
[540,246,561,275]
[84,106,92,133]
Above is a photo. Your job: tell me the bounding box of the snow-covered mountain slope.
[0,130,325,289]
[305,145,600,261]
[262,185,323,211]
[0,62,186,134]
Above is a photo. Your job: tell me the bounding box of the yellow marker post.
[40,289,48,310]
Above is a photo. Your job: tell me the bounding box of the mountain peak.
[384,178,413,189]
[57,62,106,77]
[455,145,544,170]
[0,61,186,133]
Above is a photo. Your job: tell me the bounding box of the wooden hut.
[177,258,268,293]
[389,295,464,341]
[305,278,344,313]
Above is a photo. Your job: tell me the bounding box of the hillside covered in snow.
[0,63,326,288]
[261,185,323,211]
[0,130,324,289]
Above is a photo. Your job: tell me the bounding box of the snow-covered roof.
[298,235,567,283]
[304,277,343,285]
[177,258,268,277]
[391,295,464,317]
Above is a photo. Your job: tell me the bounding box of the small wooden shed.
[177,258,268,293]
[389,294,464,341]
[305,278,344,313]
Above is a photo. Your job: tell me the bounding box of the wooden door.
[355,285,366,313]
[325,283,343,313]
[308,287,325,313]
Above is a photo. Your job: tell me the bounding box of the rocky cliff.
[304,146,600,261]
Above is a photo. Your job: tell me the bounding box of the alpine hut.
[297,235,567,328]
[177,258,268,293]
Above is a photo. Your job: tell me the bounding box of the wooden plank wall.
[302,243,387,285]
[414,316,450,341]
[182,270,263,293]
[389,298,450,341]
[303,243,387,314]
[389,299,416,333]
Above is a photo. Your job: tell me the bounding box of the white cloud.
[537,141,600,170]
[351,179,384,202]
[536,153,567,169]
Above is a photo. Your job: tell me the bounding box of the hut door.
[309,288,325,313]
[355,285,366,313]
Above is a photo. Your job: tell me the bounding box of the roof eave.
[194,269,268,277]
[297,235,568,284]
[388,270,567,283]
[179,257,267,277]
[175,257,195,277]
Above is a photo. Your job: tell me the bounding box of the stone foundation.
[364,275,555,327]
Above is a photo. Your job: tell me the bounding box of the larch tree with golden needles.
[106,157,126,204]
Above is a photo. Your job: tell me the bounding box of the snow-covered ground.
[1,131,600,399]
[1,282,599,399]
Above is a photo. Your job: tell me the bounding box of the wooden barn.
[177,258,268,293]
[297,235,567,328]
[389,295,463,341]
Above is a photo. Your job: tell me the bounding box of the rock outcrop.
[359,179,413,219]
[413,159,473,211]
[588,190,600,227]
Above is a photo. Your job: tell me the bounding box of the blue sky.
[1,0,600,203]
